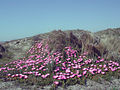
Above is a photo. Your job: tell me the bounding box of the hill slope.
[0,28,120,90]
[0,28,120,64]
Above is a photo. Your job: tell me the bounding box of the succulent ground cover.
[0,39,120,89]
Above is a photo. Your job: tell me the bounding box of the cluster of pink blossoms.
[0,40,120,86]
[52,47,120,82]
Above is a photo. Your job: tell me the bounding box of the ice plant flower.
[66,68,71,73]
[83,71,87,76]
[54,81,59,85]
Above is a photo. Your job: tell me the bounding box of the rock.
[0,44,5,52]
[67,84,85,90]
[0,78,120,90]
[0,44,5,59]
[111,79,120,85]
[0,81,14,89]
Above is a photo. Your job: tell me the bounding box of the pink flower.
[68,64,71,67]
[100,58,104,62]
[108,63,112,66]
[66,68,71,73]
[111,67,116,71]
[96,60,100,63]
[15,74,19,77]
[8,74,11,76]
[77,58,83,62]
[73,60,77,64]
[77,74,82,78]
[62,67,66,70]
[89,70,95,75]
[71,63,74,66]
[113,62,119,66]
[77,65,81,69]
[11,75,15,77]
[59,72,63,74]
[68,62,71,64]
[72,65,78,69]
[66,58,71,61]
[53,75,58,79]
[118,67,120,69]
[66,76,70,79]
[91,64,94,67]
[41,75,46,78]
[59,61,61,63]
[61,75,66,79]
[97,69,102,73]
[24,75,28,79]
[83,56,86,58]
[104,68,108,71]
[101,72,105,75]
[31,67,35,70]
[54,81,59,85]
[94,65,97,68]
[43,69,46,71]
[46,73,50,76]
[83,71,87,76]
[71,72,73,74]
[0,68,2,71]
[66,73,70,75]
[99,65,102,68]
[37,73,41,76]
[19,74,23,78]
[62,63,66,67]
[83,68,87,70]
[76,70,79,75]
[70,74,76,78]
[103,64,106,68]
[98,56,101,58]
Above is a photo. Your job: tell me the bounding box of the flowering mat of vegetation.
[0,39,120,89]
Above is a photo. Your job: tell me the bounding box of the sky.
[0,0,120,41]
